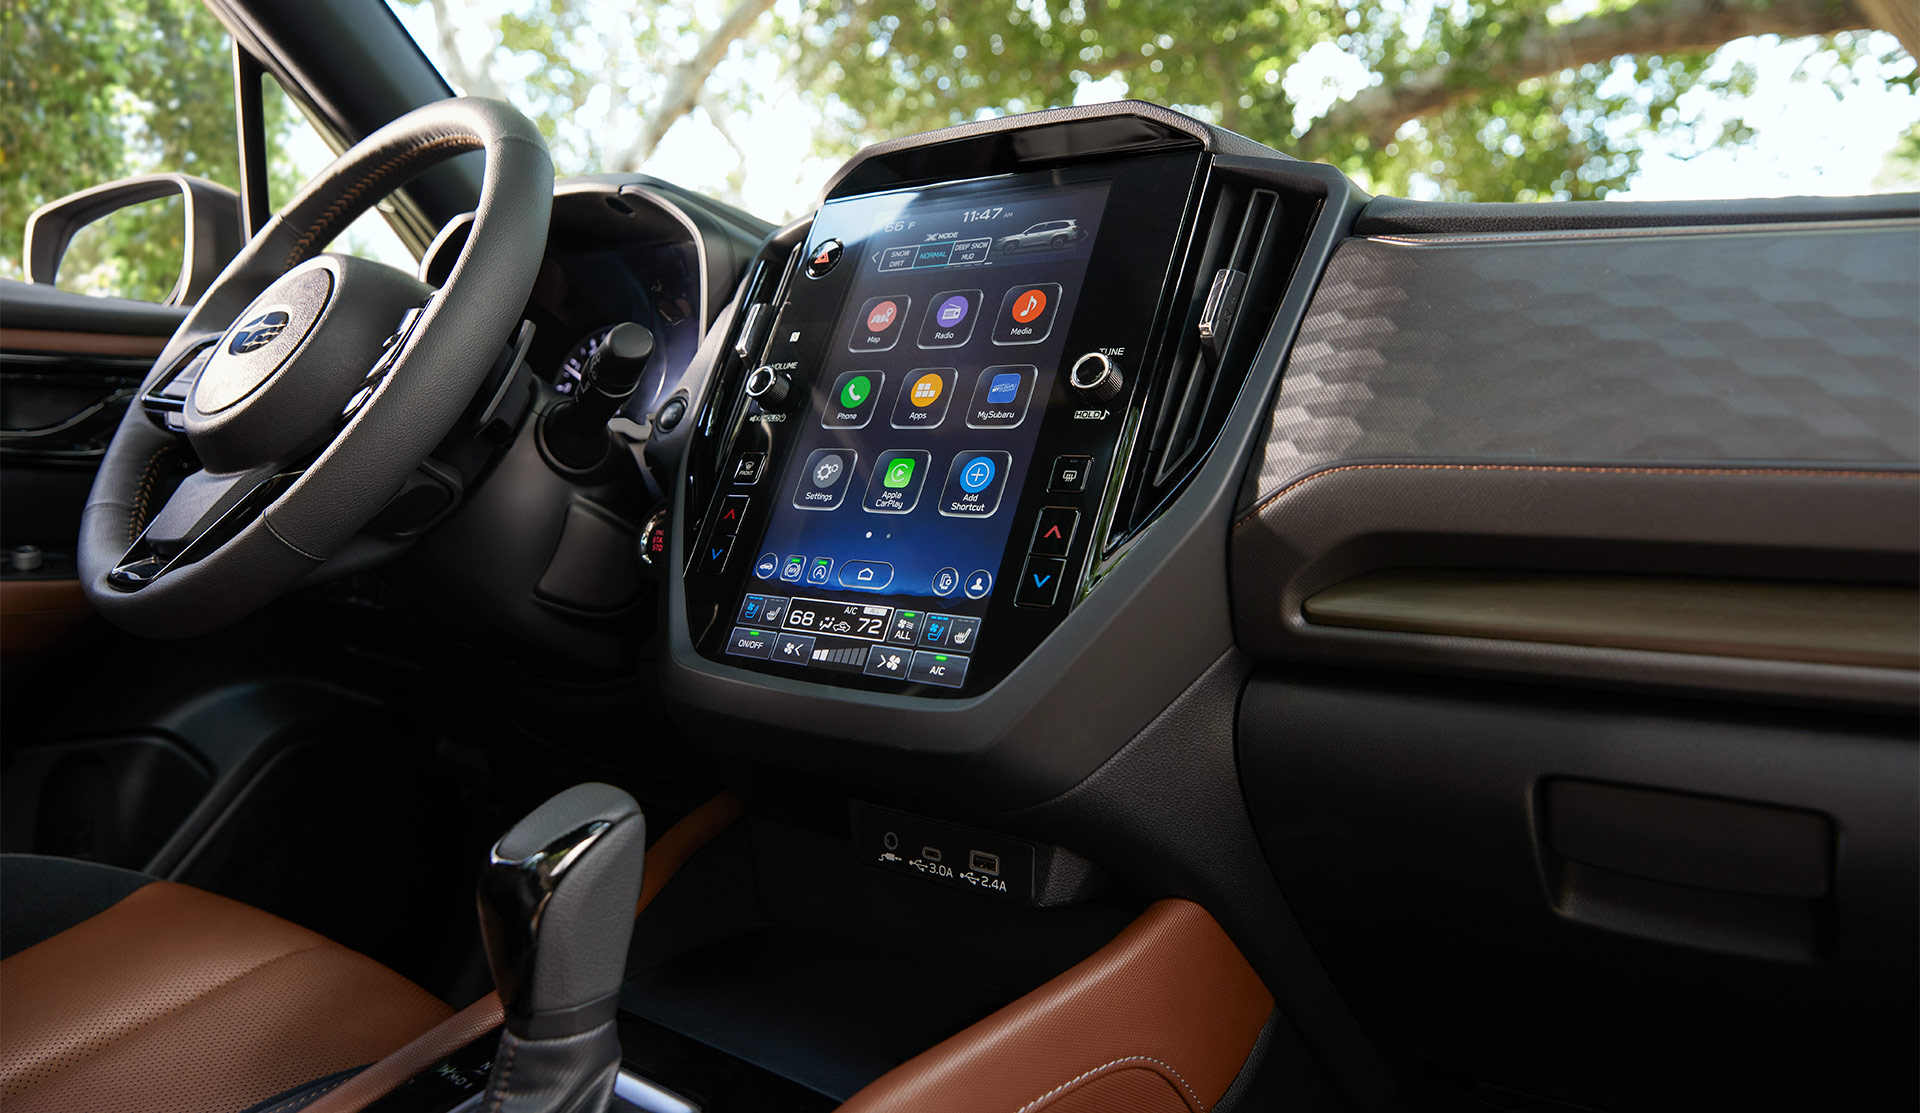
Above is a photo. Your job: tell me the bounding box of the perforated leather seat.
[0,855,453,1113]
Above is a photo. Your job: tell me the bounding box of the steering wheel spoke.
[107,466,302,590]
[141,339,220,432]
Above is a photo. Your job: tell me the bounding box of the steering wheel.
[77,98,552,638]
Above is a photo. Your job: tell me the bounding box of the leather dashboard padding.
[0,880,452,1113]
[835,899,1273,1113]
[300,790,745,1113]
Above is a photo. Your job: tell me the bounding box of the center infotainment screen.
[722,179,1112,687]
[693,149,1205,696]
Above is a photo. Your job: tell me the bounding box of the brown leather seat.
[0,855,453,1113]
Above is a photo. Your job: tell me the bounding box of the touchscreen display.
[725,179,1112,687]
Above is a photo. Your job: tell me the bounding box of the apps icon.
[862,450,931,514]
[992,283,1062,345]
[849,295,910,352]
[918,289,982,348]
[938,450,1013,518]
[793,448,857,511]
[966,365,1035,429]
[823,370,884,428]
[890,368,956,429]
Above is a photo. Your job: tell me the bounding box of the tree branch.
[425,0,501,100]
[1309,0,1875,149]
[612,0,780,170]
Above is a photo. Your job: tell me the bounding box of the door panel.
[0,279,181,655]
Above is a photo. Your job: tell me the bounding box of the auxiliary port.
[968,849,1001,876]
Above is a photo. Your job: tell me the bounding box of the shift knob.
[477,783,646,1039]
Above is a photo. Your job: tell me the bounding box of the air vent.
[1112,186,1287,546]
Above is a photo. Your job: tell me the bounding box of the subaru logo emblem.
[228,309,291,355]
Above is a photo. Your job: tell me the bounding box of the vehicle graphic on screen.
[995,219,1084,254]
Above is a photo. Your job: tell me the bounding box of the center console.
[663,103,1362,803]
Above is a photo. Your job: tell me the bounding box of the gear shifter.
[476,783,646,1113]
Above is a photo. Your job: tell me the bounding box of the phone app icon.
[918,289,982,349]
[890,369,955,429]
[993,283,1061,345]
[939,450,1012,518]
[823,370,884,428]
[849,295,910,352]
[841,374,873,409]
[966,365,1035,429]
[863,450,930,514]
[793,448,857,511]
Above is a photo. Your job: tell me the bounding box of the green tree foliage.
[1,0,239,297]
[0,0,328,299]
[781,0,1914,200]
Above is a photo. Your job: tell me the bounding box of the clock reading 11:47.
[960,207,1008,222]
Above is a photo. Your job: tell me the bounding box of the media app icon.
[992,283,1061,345]
[1009,288,1046,323]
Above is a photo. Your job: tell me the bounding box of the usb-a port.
[968,850,1001,876]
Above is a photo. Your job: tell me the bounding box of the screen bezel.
[686,151,1207,697]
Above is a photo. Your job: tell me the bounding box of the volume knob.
[744,365,794,411]
[1069,352,1123,404]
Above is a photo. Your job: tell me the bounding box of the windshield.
[392,2,1917,220]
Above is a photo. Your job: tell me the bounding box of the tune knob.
[1069,351,1123,404]
[745,365,794,411]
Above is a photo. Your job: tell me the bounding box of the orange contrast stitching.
[1233,462,1920,529]
[129,443,176,541]
[1013,1056,1206,1113]
[282,134,483,269]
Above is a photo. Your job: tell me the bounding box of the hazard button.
[805,238,843,278]
[1029,506,1078,558]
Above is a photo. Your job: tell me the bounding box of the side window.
[1,0,239,300]
[2,1,417,303]
[264,77,417,272]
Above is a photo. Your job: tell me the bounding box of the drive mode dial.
[1069,351,1123,403]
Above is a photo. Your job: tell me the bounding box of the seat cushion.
[0,855,454,1113]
